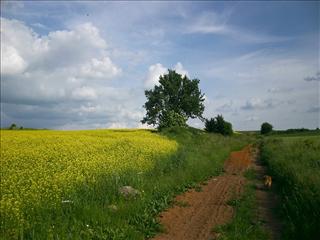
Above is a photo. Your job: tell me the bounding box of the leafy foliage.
[8,123,24,130]
[158,110,187,130]
[260,122,273,135]
[205,115,233,136]
[9,123,17,130]
[141,70,205,129]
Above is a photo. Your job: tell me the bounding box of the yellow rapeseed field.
[0,129,178,233]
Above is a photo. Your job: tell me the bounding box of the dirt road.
[253,148,282,240]
[151,145,253,240]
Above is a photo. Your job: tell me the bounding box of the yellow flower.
[1,129,177,234]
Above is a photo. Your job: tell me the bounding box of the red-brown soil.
[253,148,282,240]
[151,145,253,240]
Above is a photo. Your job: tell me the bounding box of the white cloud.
[111,48,147,66]
[144,63,167,89]
[245,115,259,122]
[186,11,292,44]
[137,122,154,129]
[202,49,318,93]
[0,17,119,73]
[174,62,189,77]
[79,57,121,79]
[144,62,189,89]
[199,49,318,129]
[186,11,229,35]
[108,122,129,129]
[37,22,109,70]
[71,86,97,100]
[267,87,294,94]
[203,94,209,103]
[74,22,107,48]
[1,17,120,104]
[267,88,280,93]
[215,101,234,113]
[79,104,100,113]
[0,17,136,129]
[1,45,27,74]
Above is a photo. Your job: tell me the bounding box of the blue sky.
[1,1,319,130]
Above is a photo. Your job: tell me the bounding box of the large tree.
[141,70,205,129]
[261,122,273,135]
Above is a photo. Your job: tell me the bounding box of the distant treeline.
[238,128,320,135]
[272,128,320,135]
[1,123,48,130]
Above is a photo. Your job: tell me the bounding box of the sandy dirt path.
[252,148,282,240]
[151,145,253,240]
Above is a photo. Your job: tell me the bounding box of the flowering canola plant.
[0,129,178,236]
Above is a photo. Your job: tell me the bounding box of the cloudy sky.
[1,1,319,130]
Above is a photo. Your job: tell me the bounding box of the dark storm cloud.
[307,106,320,113]
[304,72,320,82]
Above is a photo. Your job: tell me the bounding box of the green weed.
[214,184,269,240]
[260,134,320,239]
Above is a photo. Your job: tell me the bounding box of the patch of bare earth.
[252,148,282,240]
[151,146,253,240]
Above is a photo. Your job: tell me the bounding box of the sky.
[1,1,319,130]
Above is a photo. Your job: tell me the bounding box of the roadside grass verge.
[1,127,253,239]
[213,169,269,240]
[260,135,320,240]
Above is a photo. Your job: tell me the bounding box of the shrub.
[205,115,233,135]
[223,121,233,136]
[9,123,17,130]
[205,118,217,133]
[260,122,273,135]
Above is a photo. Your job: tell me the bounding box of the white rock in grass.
[119,186,140,199]
[107,204,118,212]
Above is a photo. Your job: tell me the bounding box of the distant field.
[270,130,320,138]
[261,134,320,239]
[238,129,320,137]
[1,128,251,239]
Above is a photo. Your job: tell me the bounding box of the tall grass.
[1,127,252,239]
[260,135,320,239]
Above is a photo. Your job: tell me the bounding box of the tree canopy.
[204,115,233,135]
[141,70,205,129]
[261,122,273,134]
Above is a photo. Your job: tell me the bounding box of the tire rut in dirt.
[151,146,253,240]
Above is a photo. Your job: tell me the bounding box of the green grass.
[214,169,270,240]
[1,127,253,239]
[270,130,320,138]
[260,134,320,240]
